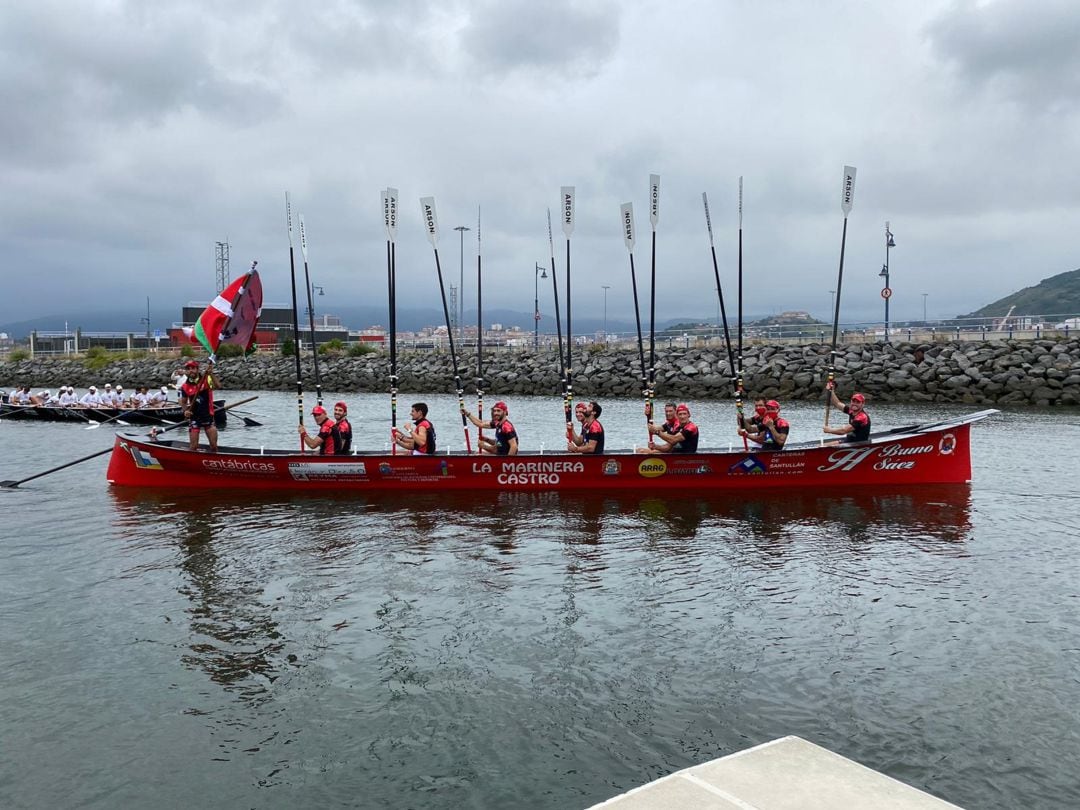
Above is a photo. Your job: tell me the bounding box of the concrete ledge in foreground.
[589,736,962,809]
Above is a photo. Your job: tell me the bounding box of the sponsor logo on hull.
[289,462,368,481]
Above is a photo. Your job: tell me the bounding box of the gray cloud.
[926,0,1080,112]
[460,0,620,77]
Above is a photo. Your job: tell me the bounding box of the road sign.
[881,288,892,299]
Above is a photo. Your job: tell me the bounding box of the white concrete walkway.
[589,736,962,809]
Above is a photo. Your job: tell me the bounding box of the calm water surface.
[1,393,1078,809]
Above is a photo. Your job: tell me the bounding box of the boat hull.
[106,411,993,492]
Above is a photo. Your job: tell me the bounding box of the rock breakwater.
[4,338,1079,406]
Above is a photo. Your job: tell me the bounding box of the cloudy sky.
[2,0,1078,331]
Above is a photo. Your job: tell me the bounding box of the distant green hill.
[966,268,1080,317]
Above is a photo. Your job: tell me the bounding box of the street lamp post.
[602,285,610,341]
[879,221,895,342]
[454,225,470,347]
[534,263,547,350]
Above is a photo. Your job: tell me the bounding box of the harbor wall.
[3,338,1080,406]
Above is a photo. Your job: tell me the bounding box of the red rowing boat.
[105,409,996,491]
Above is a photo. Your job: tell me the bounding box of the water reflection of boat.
[110,483,973,551]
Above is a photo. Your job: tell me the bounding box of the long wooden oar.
[547,208,570,439]
[475,206,485,452]
[1,397,258,489]
[647,174,659,429]
[298,214,324,407]
[621,202,650,445]
[561,186,575,439]
[285,192,305,450]
[825,166,857,428]
[421,195,471,453]
[702,190,745,450]
[384,188,399,453]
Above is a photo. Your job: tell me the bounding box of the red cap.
[312,405,327,416]
[184,360,199,369]
[676,403,690,415]
[575,402,588,412]
[766,399,780,411]
[493,401,509,414]
[334,401,347,414]
[851,393,866,404]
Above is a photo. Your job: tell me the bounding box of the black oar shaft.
[432,246,471,453]
[1,396,257,489]
[302,257,323,406]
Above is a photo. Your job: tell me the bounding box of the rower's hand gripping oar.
[0,396,259,489]
[825,166,857,429]
[421,195,472,453]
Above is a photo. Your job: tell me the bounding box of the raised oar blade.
[287,192,295,246]
[299,214,309,262]
[649,173,660,229]
[420,196,439,246]
[385,187,399,242]
[561,186,575,237]
[841,165,857,215]
[621,202,635,252]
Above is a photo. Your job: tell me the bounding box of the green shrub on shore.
[319,339,345,356]
[348,342,377,357]
[7,348,30,362]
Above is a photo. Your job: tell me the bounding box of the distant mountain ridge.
[964,268,1080,318]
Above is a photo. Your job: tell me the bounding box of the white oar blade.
[420,196,439,246]
[387,187,399,241]
[620,203,635,252]
[649,174,660,228]
[560,186,575,237]
[285,191,294,246]
[841,165,857,215]
[738,176,744,228]
[85,422,100,430]
[299,214,309,260]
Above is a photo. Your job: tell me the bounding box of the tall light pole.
[534,263,547,350]
[454,225,470,347]
[922,292,928,324]
[879,221,895,342]
[601,285,610,340]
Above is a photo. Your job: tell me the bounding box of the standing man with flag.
[179,360,218,452]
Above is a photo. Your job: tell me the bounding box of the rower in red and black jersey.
[463,400,519,455]
[332,401,353,455]
[179,359,218,452]
[649,402,700,453]
[823,385,872,442]
[393,402,436,455]
[299,405,339,455]
[568,401,605,454]
[740,399,789,450]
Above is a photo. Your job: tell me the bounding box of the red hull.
[106,410,994,492]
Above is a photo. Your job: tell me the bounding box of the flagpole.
[285,192,305,451]
[299,214,323,407]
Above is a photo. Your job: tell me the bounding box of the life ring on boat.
[938,433,956,455]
